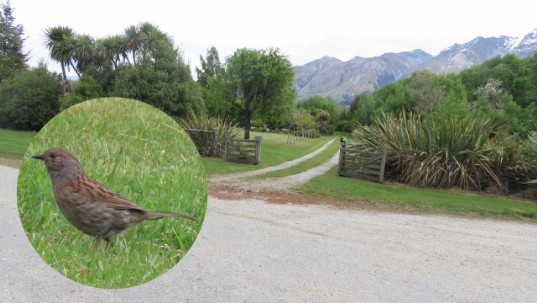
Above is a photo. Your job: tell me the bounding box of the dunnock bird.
[32,147,197,251]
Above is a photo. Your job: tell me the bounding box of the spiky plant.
[180,111,239,157]
[353,113,507,189]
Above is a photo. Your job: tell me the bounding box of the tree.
[60,75,102,110]
[0,64,60,130]
[71,34,97,75]
[44,26,76,80]
[196,46,222,88]
[196,46,232,116]
[475,78,504,109]
[96,35,128,74]
[297,95,338,133]
[298,96,338,119]
[113,23,204,118]
[407,70,446,113]
[0,0,28,82]
[225,48,296,139]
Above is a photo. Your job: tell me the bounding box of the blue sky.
[11,0,537,75]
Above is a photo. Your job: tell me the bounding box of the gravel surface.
[210,138,339,192]
[2,164,537,302]
[209,139,336,183]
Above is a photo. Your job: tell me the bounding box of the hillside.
[295,28,537,104]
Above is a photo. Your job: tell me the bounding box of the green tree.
[196,46,232,117]
[113,23,204,117]
[96,35,128,74]
[44,25,76,80]
[60,75,102,110]
[297,95,338,125]
[225,48,296,139]
[196,46,223,88]
[0,64,60,130]
[0,0,28,82]
[71,34,98,75]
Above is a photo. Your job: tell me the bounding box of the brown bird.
[32,147,197,251]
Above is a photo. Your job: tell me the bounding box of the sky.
[11,0,537,76]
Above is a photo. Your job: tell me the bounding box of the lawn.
[300,167,537,221]
[0,128,36,159]
[203,131,334,174]
[252,137,341,179]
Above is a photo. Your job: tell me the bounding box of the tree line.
[338,53,537,137]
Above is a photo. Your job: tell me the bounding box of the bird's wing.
[88,179,147,213]
[103,193,147,213]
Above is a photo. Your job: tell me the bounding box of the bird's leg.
[104,237,111,251]
[92,237,100,250]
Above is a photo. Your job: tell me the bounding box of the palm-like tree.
[43,25,75,80]
[71,34,96,76]
[97,35,127,72]
[123,25,140,66]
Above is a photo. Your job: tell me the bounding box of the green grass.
[253,138,340,179]
[300,167,537,221]
[17,98,207,288]
[0,128,36,159]
[203,131,334,174]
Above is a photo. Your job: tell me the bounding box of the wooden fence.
[286,128,320,144]
[184,128,219,157]
[225,136,262,165]
[338,143,387,183]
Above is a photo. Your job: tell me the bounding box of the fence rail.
[225,136,262,165]
[184,128,219,157]
[338,143,387,183]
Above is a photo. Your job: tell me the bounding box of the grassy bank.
[0,128,36,159]
[300,167,537,221]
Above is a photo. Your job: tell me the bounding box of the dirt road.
[2,163,537,302]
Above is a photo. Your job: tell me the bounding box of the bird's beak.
[32,154,44,160]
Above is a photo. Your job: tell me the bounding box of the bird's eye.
[50,153,56,159]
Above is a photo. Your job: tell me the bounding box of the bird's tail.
[146,210,197,221]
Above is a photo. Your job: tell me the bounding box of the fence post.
[338,146,345,176]
[254,136,262,165]
[212,128,219,157]
[378,150,387,183]
[224,137,229,161]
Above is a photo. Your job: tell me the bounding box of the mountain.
[295,28,537,104]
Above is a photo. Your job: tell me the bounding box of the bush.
[0,66,60,130]
[60,76,103,110]
[353,113,507,189]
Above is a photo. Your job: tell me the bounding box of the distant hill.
[294,28,537,104]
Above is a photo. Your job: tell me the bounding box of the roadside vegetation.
[300,167,537,221]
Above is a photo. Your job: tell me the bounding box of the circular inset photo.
[17,98,207,288]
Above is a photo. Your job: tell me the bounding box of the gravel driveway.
[2,164,537,302]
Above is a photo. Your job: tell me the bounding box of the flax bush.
[180,111,239,157]
[352,113,508,189]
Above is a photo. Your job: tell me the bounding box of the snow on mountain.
[294,28,537,104]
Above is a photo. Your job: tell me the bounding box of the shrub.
[0,66,60,130]
[352,113,507,189]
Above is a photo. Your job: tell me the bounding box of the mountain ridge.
[295,28,537,104]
